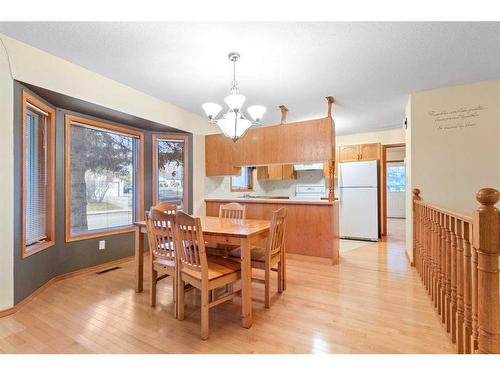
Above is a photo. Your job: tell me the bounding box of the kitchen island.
[205,198,339,264]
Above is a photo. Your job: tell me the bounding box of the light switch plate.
[99,240,106,250]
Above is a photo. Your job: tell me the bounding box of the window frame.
[21,91,56,258]
[230,166,254,192]
[64,114,144,242]
[151,133,189,210]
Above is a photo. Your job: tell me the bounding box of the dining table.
[134,215,271,329]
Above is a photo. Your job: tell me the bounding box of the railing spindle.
[455,219,465,353]
[450,217,458,343]
[463,221,473,354]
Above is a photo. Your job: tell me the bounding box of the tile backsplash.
[205,169,332,199]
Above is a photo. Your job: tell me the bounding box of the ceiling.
[1,22,499,135]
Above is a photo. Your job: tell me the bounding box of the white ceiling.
[1,22,499,135]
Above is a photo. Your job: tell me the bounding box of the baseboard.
[0,255,134,318]
[405,250,415,267]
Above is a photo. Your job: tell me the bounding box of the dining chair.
[152,202,177,212]
[228,207,287,308]
[219,202,246,219]
[205,202,246,258]
[174,211,241,340]
[145,205,177,316]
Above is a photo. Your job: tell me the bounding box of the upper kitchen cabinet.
[257,164,296,180]
[205,117,335,175]
[205,134,242,176]
[339,145,359,162]
[359,143,381,160]
[338,143,381,162]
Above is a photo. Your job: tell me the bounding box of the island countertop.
[205,198,340,263]
[204,197,337,206]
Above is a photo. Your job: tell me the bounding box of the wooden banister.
[473,188,500,354]
[412,187,499,354]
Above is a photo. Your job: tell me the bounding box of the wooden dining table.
[134,215,271,328]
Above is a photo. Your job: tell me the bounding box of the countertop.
[205,197,338,206]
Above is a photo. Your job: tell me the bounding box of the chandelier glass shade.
[202,52,266,141]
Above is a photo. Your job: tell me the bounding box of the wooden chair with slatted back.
[146,205,177,317]
[228,207,287,308]
[206,202,247,257]
[152,202,178,212]
[174,211,241,340]
[219,202,246,219]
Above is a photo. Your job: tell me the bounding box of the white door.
[340,187,379,240]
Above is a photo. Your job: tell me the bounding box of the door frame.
[380,143,406,236]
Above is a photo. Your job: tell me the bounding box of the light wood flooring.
[0,218,454,353]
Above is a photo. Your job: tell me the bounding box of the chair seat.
[182,257,241,281]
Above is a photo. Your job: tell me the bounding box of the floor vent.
[96,266,120,274]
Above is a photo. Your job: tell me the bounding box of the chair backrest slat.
[267,208,287,256]
[146,206,177,261]
[219,202,246,219]
[175,211,208,279]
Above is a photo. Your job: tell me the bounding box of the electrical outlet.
[98,240,106,250]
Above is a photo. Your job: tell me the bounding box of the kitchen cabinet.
[205,117,335,175]
[257,164,296,180]
[205,134,242,176]
[338,143,381,162]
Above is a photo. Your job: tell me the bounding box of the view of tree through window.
[156,138,185,210]
[69,123,138,236]
[387,163,406,192]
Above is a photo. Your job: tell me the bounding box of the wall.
[0,34,213,309]
[205,169,327,199]
[336,128,405,146]
[405,79,500,261]
[0,39,14,310]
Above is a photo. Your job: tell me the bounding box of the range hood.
[293,163,324,171]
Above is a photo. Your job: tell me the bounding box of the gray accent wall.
[13,82,193,304]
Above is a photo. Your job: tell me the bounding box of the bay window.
[65,115,143,241]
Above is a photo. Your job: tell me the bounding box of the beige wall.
[336,128,405,146]
[0,39,14,310]
[405,79,500,261]
[0,34,213,309]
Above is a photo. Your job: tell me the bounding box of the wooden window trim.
[21,91,56,259]
[230,167,254,192]
[152,133,189,210]
[65,114,144,243]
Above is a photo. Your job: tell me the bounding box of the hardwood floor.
[0,218,454,353]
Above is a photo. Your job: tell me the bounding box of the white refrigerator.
[339,160,379,241]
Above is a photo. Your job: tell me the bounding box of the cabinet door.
[267,165,283,180]
[256,166,269,180]
[281,164,296,180]
[205,134,241,176]
[359,143,381,161]
[339,145,360,162]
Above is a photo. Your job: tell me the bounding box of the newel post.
[412,189,422,269]
[279,105,288,124]
[473,188,500,354]
[326,96,335,202]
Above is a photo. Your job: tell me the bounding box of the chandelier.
[202,52,266,141]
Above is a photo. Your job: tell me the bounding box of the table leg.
[240,237,253,328]
[135,227,144,293]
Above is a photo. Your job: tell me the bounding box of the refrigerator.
[339,160,379,241]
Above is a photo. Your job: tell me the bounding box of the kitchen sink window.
[231,167,253,192]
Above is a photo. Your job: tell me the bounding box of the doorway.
[380,143,406,237]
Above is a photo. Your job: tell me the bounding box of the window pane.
[70,124,137,236]
[231,167,252,190]
[156,138,185,210]
[387,164,406,192]
[25,109,48,247]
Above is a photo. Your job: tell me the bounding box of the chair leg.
[150,269,157,307]
[278,261,283,294]
[172,275,177,319]
[201,284,209,340]
[282,252,287,291]
[265,264,270,308]
[177,278,185,321]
